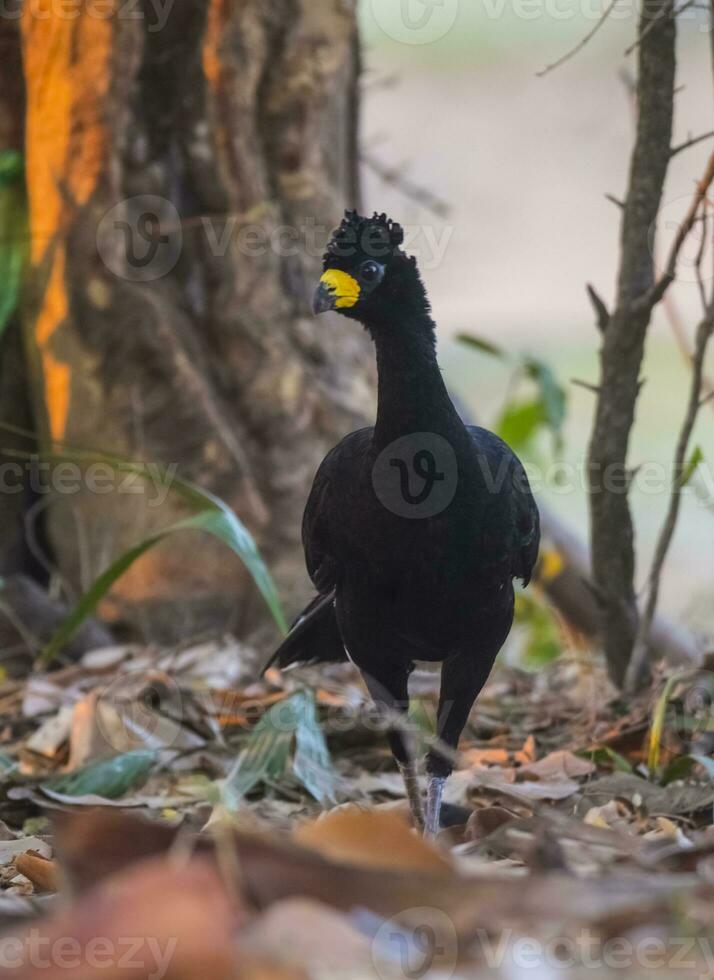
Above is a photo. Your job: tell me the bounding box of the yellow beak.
[312,269,361,314]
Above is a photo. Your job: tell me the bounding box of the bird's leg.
[426,653,491,837]
[361,666,424,830]
[398,759,425,831]
[424,775,446,838]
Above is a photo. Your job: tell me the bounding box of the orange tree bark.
[17,1,372,642]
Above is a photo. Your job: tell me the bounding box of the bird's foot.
[424,775,446,838]
[398,759,425,831]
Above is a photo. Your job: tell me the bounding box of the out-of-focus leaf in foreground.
[41,750,155,800]
[223,690,337,806]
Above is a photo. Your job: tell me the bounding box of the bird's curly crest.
[322,210,405,269]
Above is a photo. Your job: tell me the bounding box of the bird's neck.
[371,313,461,448]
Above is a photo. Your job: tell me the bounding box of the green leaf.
[293,690,338,804]
[660,754,697,786]
[36,454,286,665]
[514,592,561,668]
[679,445,704,488]
[582,746,633,774]
[0,150,27,339]
[407,696,436,737]
[456,333,506,359]
[496,398,545,450]
[660,754,714,786]
[523,356,567,445]
[222,690,336,806]
[42,751,154,800]
[0,150,23,184]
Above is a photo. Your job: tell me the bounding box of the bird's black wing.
[467,425,540,586]
[262,427,373,673]
[302,426,374,592]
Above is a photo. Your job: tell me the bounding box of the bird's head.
[313,210,432,341]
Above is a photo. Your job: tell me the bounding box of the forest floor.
[2,640,714,978]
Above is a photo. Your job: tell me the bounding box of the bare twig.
[695,201,709,312]
[360,151,451,218]
[662,290,714,416]
[605,193,625,209]
[586,283,611,331]
[570,378,601,395]
[536,0,619,77]
[625,303,714,692]
[643,151,714,309]
[670,130,714,158]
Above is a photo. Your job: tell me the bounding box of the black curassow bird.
[264,211,539,835]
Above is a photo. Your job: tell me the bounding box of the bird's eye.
[359,260,382,283]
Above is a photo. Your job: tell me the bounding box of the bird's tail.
[261,590,347,674]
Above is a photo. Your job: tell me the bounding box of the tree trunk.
[17,0,373,643]
[586,4,676,687]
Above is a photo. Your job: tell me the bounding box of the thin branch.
[670,129,714,158]
[662,290,714,416]
[570,378,601,394]
[694,200,709,313]
[586,283,611,331]
[625,303,714,692]
[643,151,714,309]
[360,152,451,218]
[536,0,619,77]
[605,193,625,209]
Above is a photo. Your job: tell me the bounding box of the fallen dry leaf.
[462,747,510,767]
[518,749,596,780]
[13,850,58,892]
[466,806,517,842]
[294,806,451,873]
[472,768,580,801]
[6,855,247,980]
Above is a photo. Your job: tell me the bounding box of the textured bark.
[587,4,676,687]
[18,0,372,642]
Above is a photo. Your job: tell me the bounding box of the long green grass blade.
[28,450,286,664]
[647,673,683,775]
